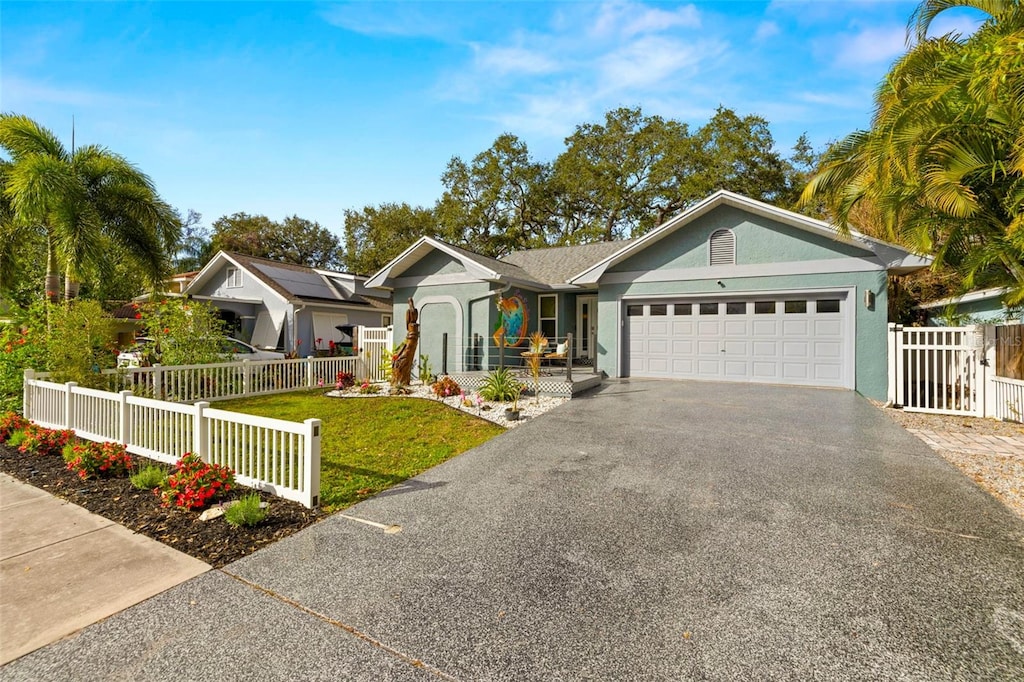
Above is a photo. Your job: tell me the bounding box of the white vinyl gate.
[357,326,393,383]
[888,324,983,416]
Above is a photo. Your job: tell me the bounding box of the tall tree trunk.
[63,276,80,300]
[44,236,60,304]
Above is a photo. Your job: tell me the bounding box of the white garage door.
[625,293,851,388]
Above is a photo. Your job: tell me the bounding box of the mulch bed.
[0,444,323,568]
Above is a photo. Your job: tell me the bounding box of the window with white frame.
[539,294,557,340]
[382,314,392,326]
[226,266,242,288]
[709,229,736,265]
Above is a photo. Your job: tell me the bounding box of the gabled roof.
[917,287,1010,310]
[568,190,932,284]
[501,240,632,285]
[185,251,392,309]
[366,237,544,290]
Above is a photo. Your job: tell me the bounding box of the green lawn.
[216,392,504,512]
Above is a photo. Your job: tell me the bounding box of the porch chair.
[544,341,568,367]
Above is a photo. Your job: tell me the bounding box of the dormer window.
[226,266,242,288]
[709,229,735,266]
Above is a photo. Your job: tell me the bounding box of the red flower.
[134,313,142,319]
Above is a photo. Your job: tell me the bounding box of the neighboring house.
[367,190,930,400]
[917,287,1023,325]
[182,252,393,356]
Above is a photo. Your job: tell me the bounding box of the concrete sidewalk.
[0,473,209,664]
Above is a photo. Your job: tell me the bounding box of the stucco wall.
[595,206,890,399]
[394,281,497,374]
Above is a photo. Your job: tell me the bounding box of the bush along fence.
[888,323,1024,421]
[23,370,320,508]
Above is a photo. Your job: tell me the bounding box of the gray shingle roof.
[437,241,538,283]
[501,240,633,285]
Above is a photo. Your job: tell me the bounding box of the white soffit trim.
[599,257,884,285]
[917,286,1010,310]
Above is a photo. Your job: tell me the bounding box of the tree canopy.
[210,212,342,270]
[802,0,1024,300]
[342,105,815,272]
[0,113,180,303]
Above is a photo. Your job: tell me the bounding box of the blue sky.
[2,1,983,238]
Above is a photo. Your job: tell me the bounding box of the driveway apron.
[5,380,1024,680]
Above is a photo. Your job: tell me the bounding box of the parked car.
[117,337,286,368]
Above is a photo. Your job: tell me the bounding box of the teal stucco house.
[917,287,1023,326]
[366,191,929,400]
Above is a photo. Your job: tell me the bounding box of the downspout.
[293,304,306,356]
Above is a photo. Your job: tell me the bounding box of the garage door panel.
[697,340,720,354]
[814,319,842,336]
[625,294,849,389]
[648,338,669,354]
[813,341,842,358]
[671,358,695,374]
[782,363,810,379]
[671,339,694,354]
[723,321,748,336]
[783,341,809,358]
[783,320,810,336]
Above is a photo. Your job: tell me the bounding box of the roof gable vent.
[709,229,735,266]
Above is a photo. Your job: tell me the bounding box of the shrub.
[479,367,523,402]
[358,381,382,395]
[6,429,27,449]
[17,424,75,457]
[136,299,227,366]
[64,441,133,480]
[224,493,267,527]
[431,375,461,398]
[0,412,28,443]
[159,453,235,510]
[130,463,169,490]
[335,371,355,390]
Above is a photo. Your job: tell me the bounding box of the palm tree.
[801,0,1024,299]
[0,114,180,302]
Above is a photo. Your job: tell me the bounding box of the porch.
[446,362,604,398]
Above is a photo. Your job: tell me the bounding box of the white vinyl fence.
[359,325,393,383]
[888,323,1024,420]
[23,372,321,507]
[888,325,983,416]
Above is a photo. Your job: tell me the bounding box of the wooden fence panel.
[996,325,1024,380]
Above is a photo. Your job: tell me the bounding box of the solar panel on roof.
[254,263,340,300]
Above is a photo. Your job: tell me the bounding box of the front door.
[576,296,597,360]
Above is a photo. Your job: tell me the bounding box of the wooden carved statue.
[391,297,419,386]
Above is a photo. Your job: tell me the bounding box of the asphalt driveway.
[5,380,1024,680]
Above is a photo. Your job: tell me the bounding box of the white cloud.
[471,44,559,76]
[833,25,906,67]
[590,1,701,39]
[599,35,714,91]
[754,21,780,42]
[319,3,453,39]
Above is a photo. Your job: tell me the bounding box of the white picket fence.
[359,325,393,383]
[23,372,321,508]
[888,323,1024,420]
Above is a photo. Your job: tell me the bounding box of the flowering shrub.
[431,375,461,398]
[159,453,235,510]
[0,412,28,442]
[64,441,133,480]
[17,424,75,457]
[336,371,355,390]
[358,381,381,394]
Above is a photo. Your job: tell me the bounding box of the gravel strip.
[875,403,1024,520]
[325,382,569,428]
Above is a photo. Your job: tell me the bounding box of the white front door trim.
[576,295,597,360]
